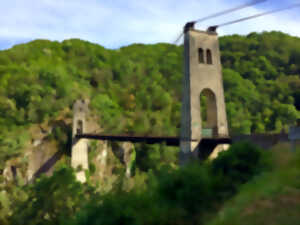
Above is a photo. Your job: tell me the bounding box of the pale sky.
[0,0,300,50]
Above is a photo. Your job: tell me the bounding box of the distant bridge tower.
[72,99,89,182]
[180,23,229,163]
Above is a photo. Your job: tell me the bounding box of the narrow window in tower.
[207,49,213,64]
[198,48,204,63]
[77,120,83,135]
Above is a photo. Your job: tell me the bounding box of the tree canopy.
[0,31,299,165]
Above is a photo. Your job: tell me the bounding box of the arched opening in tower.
[77,120,83,135]
[200,89,218,137]
[198,48,204,63]
[206,49,213,64]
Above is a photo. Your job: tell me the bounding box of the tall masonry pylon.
[72,99,89,182]
[180,23,229,163]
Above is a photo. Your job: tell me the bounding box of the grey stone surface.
[96,141,108,179]
[71,99,90,183]
[289,126,300,152]
[33,139,42,147]
[289,127,300,141]
[180,28,229,163]
[121,142,134,178]
[3,166,15,182]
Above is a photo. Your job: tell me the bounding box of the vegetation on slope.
[0,31,300,167]
[0,31,300,224]
[207,144,300,225]
[3,143,298,225]
[1,142,271,225]
[221,32,300,133]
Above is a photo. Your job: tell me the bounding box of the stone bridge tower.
[180,23,229,163]
[72,99,89,182]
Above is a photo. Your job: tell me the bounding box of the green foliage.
[91,94,122,132]
[0,32,299,224]
[3,141,290,225]
[9,166,96,225]
[135,143,179,171]
[64,142,270,225]
[0,128,29,170]
[0,30,299,225]
[206,144,300,225]
[221,32,300,132]
[155,163,215,213]
[1,32,300,165]
[211,142,270,197]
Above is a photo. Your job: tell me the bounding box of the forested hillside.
[221,32,300,133]
[0,31,299,166]
[0,31,300,225]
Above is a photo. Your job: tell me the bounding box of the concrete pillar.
[123,142,135,178]
[209,144,230,159]
[180,24,229,163]
[71,139,89,182]
[97,141,108,179]
[289,125,300,153]
[3,166,15,182]
[71,99,89,182]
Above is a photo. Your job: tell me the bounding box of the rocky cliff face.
[2,109,134,187]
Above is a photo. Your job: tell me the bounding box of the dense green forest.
[0,31,299,165]
[0,31,299,224]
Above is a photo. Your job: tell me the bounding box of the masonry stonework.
[180,27,229,163]
[71,99,89,182]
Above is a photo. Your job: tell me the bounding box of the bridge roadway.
[75,132,290,150]
[75,133,232,146]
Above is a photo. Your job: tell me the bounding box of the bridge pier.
[112,142,135,178]
[209,144,230,159]
[180,24,229,163]
[289,120,300,152]
[122,142,135,178]
[71,99,89,182]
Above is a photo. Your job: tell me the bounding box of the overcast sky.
[1,0,300,50]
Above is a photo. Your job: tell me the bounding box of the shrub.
[156,164,215,213]
[211,141,270,198]
[9,166,96,225]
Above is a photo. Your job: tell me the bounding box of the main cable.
[216,3,300,28]
[174,0,267,43]
[194,0,267,24]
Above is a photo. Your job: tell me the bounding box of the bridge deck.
[75,132,292,150]
[75,134,231,146]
